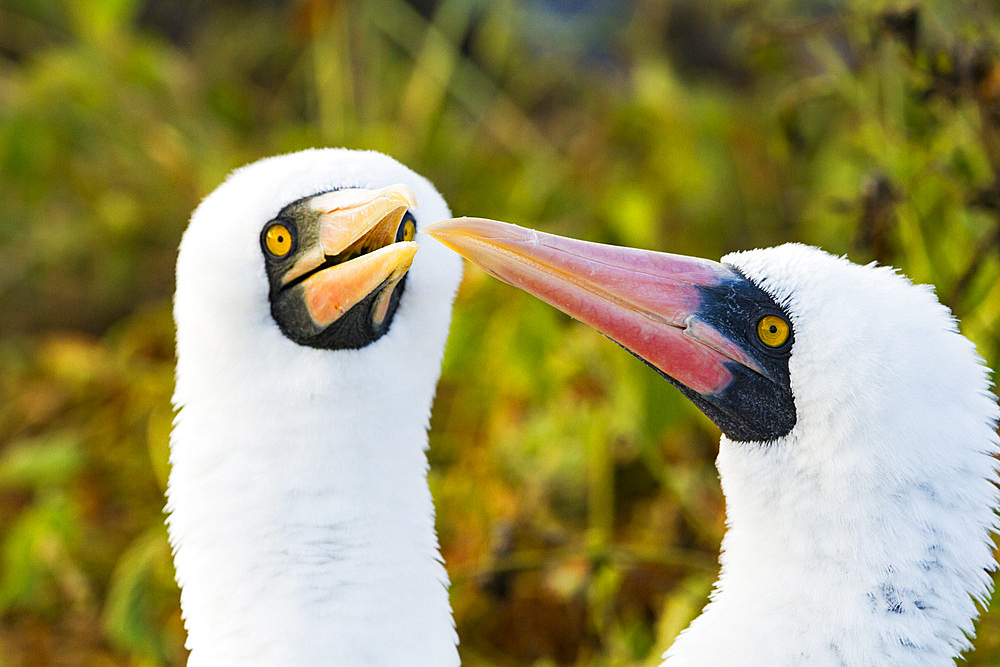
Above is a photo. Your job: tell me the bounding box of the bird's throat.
[167,367,458,664]
[662,432,990,665]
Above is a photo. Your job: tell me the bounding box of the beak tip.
[421,220,444,237]
[421,220,467,248]
[399,184,419,210]
[422,216,513,244]
[421,218,458,235]
[401,239,419,256]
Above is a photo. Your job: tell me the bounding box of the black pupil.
[769,325,777,333]
[277,234,284,242]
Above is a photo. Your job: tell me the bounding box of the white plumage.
[664,245,999,665]
[168,149,462,665]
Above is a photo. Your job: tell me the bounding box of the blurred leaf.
[102,525,177,661]
[0,433,83,489]
[0,492,81,613]
[66,0,140,42]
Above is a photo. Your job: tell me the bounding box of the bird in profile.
[426,217,1000,665]
[169,149,462,665]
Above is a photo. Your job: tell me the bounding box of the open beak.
[423,217,764,397]
[287,185,419,327]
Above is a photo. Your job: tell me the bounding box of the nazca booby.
[426,217,1000,666]
[169,149,462,665]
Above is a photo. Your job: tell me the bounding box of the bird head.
[424,218,997,465]
[423,217,801,443]
[174,149,462,416]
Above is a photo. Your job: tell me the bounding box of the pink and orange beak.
[424,217,759,395]
[423,217,797,442]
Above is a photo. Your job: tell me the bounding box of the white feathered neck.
[168,149,462,665]
[663,244,999,666]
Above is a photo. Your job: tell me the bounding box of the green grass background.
[2,0,1000,664]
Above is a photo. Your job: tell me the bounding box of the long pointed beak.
[424,217,763,397]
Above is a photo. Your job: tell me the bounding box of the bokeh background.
[3,0,1000,664]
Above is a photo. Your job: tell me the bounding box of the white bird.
[168,149,462,665]
[426,217,1000,666]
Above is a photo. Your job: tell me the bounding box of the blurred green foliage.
[2,0,1000,664]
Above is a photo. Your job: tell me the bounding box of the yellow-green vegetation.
[2,0,1000,664]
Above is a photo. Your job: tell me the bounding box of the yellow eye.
[757,314,790,348]
[396,214,416,243]
[265,223,293,257]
